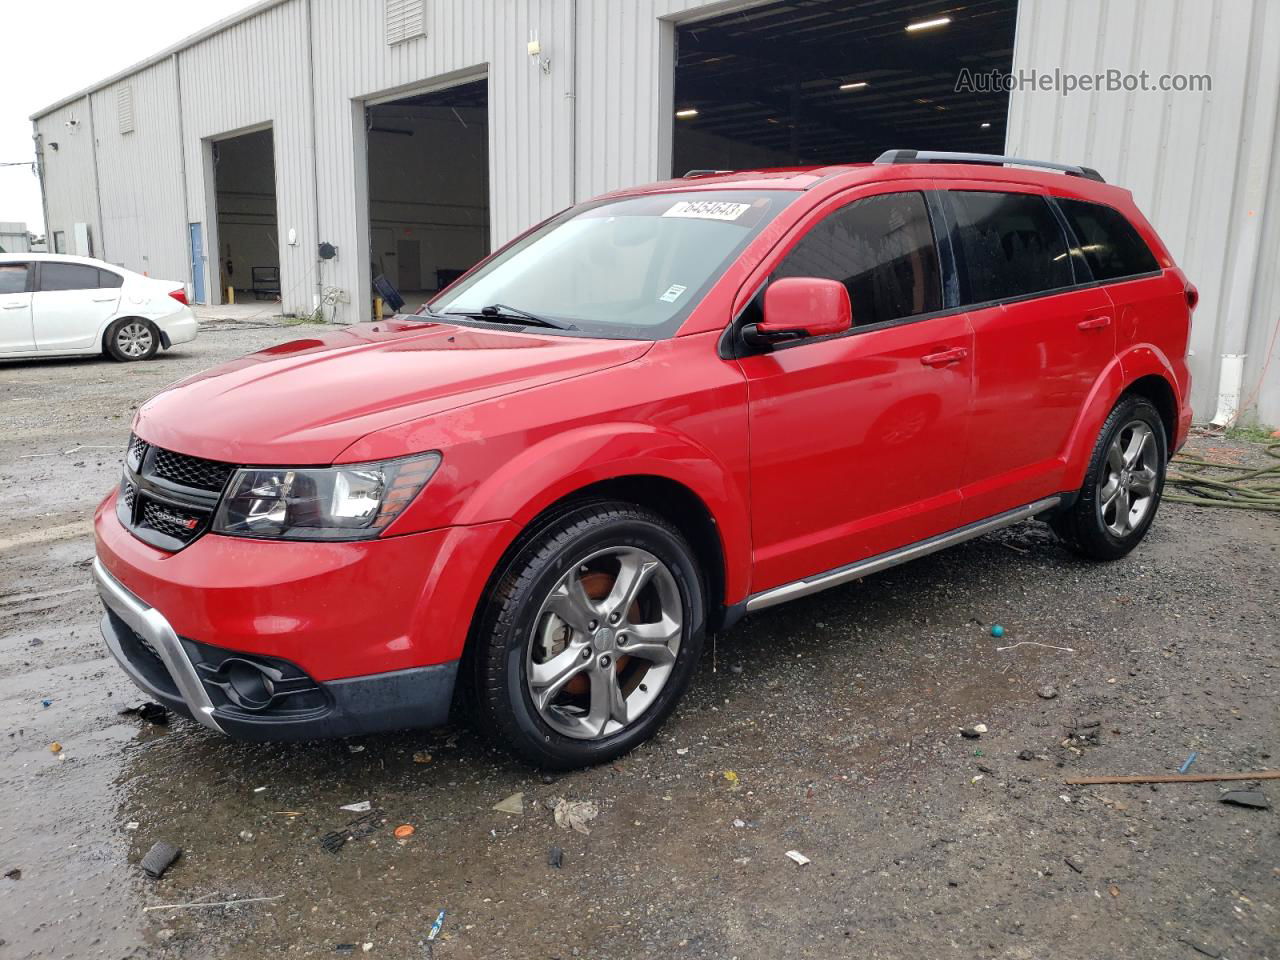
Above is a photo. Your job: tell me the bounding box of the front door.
[0,261,35,352]
[33,261,120,351]
[737,188,973,594]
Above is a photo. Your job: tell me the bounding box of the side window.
[98,268,124,289]
[0,263,30,295]
[948,191,1073,304]
[39,262,102,292]
[1057,198,1160,282]
[774,191,942,328]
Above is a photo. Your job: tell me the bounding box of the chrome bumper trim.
[93,557,223,733]
[745,496,1063,613]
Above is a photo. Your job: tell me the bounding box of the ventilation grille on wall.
[117,86,135,134]
[385,0,426,44]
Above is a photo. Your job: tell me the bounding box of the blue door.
[188,222,206,303]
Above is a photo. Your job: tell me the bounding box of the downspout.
[86,95,106,258]
[32,131,50,243]
[305,0,323,318]
[174,53,193,297]
[566,0,578,204]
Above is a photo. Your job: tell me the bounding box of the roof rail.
[874,149,1105,183]
[683,168,733,178]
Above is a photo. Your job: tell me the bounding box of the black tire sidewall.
[1073,396,1167,559]
[483,505,705,769]
[106,318,160,362]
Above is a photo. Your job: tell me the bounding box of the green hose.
[1165,441,1280,512]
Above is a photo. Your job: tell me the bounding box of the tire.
[105,318,160,362]
[474,501,706,769]
[1051,395,1167,561]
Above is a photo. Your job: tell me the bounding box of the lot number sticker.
[662,200,751,221]
[659,284,688,303]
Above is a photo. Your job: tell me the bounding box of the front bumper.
[94,558,459,740]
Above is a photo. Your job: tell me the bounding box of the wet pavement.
[1,324,1276,959]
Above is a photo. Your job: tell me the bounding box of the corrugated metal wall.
[87,59,187,281]
[1008,0,1280,425]
[36,99,103,256]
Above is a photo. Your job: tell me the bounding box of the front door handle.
[920,347,968,367]
[1078,314,1112,331]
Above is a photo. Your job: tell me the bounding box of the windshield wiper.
[470,303,577,331]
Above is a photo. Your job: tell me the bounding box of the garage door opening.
[673,0,1017,174]
[212,127,280,303]
[365,78,489,315]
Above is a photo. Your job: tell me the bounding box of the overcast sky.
[0,0,250,234]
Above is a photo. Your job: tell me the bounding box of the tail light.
[168,288,189,306]
[1184,283,1199,310]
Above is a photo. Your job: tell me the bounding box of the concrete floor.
[0,322,1276,959]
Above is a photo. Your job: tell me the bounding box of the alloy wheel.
[1098,420,1159,537]
[526,546,682,740]
[116,322,154,358]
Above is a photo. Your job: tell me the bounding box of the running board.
[744,496,1063,613]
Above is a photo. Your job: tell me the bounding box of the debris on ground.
[551,798,598,835]
[723,770,739,784]
[784,850,811,867]
[1017,749,1038,761]
[1064,717,1102,746]
[1063,855,1084,874]
[960,724,987,739]
[1037,685,1058,700]
[143,895,282,912]
[547,846,563,869]
[492,792,524,815]
[41,699,53,708]
[4,868,20,880]
[140,841,182,879]
[1219,790,1270,810]
[412,752,432,764]
[321,810,384,854]
[48,742,62,754]
[990,625,1005,638]
[426,909,446,941]
[118,702,170,725]
[238,831,254,842]
[340,801,372,813]
[394,824,415,838]
[1178,752,1199,774]
[1065,770,1280,786]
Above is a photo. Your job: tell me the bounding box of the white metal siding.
[34,100,103,262]
[1008,0,1280,425]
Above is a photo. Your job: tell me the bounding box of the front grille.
[118,434,235,552]
[152,448,235,493]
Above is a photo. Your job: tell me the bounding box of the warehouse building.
[30,0,1280,424]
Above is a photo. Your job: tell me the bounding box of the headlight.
[212,453,441,540]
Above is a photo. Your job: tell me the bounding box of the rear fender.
[452,422,751,604]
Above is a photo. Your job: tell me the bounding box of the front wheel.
[473,502,706,769]
[105,318,160,362]
[1051,395,1167,560]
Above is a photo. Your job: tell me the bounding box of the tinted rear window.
[949,191,1073,304]
[0,263,29,295]
[39,262,103,292]
[1058,198,1160,282]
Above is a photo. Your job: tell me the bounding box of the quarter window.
[98,268,124,289]
[948,191,1073,304]
[1057,198,1159,281]
[774,191,942,328]
[0,263,29,295]
[39,262,102,292]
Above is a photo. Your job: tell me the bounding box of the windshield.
[427,190,794,339]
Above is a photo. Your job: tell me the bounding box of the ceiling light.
[839,81,868,91]
[675,108,699,118]
[906,16,951,32]
[981,122,991,128]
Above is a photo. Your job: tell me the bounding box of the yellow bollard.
[226,286,235,305]
[374,296,383,319]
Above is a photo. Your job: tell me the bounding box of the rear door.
[0,261,35,352]
[737,186,973,592]
[941,186,1115,523]
[33,261,122,351]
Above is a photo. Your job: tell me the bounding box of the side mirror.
[744,277,852,348]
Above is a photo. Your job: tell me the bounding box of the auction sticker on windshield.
[663,200,752,221]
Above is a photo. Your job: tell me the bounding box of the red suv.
[94,150,1194,768]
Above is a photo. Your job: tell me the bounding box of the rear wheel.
[1051,395,1167,560]
[474,502,705,769]
[105,318,160,362]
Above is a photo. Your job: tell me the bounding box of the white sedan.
[0,253,197,362]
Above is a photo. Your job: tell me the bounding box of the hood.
[134,319,651,464]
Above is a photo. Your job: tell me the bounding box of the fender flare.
[453,421,752,603]
[1060,344,1180,489]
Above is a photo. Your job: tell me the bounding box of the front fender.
[1060,344,1182,489]
[451,422,751,603]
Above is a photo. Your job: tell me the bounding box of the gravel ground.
[0,323,1276,960]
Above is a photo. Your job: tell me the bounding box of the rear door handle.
[92,296,118,302]
[1078,314,1112,331]
[920,347,968,367]
[2,303,26,310]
